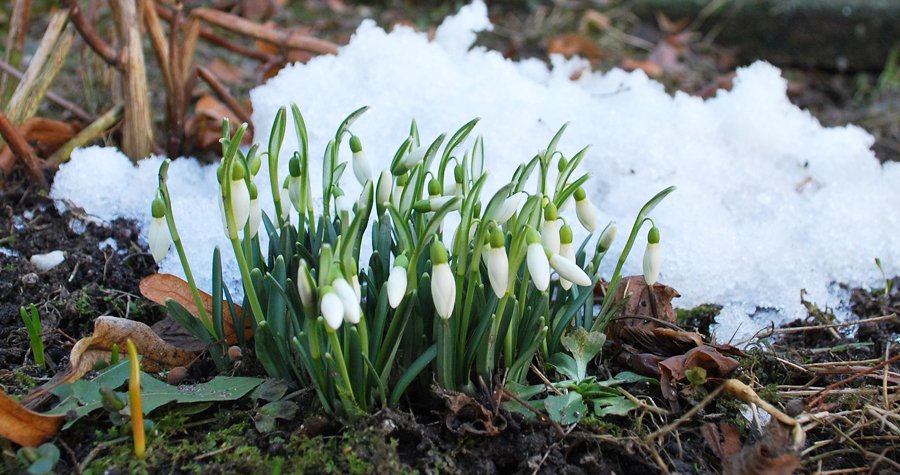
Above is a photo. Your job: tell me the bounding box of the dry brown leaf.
[621,58,663,78]
[63,316,197,383]
[705,420,801,475]
[658,345,740,408]
[547,34,602,63]
[0,117,78,175]
[0,390,65,447]
[195,94,242,125]
[438,387,507,437]
[140,273,251,344]
[208,58,245,85]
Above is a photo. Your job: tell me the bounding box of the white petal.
[541,220,560,254]
[493,192,525,224]
[288,177,302,212]
[387,266,408,308]
[333,278,360,324]
[297,265,315,309]
[230,179,251,229]
[335,195,353,215]
[279,188,292,221]
[527,243,550,292]
[401,146,427,169]
[559,243,575,290]
[148,217,170,263]
[643,242,661,286]
[376,170,392,206]
[321,293,344,330]
[576,198,598,232]
[352,151,372,186]
[351,275,362,301]
[486,246,509,298]
[248,198,261,238]
[432,263,456,319]
[550,253,591,287]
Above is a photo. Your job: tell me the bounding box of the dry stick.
[0,110,47,187]
[0,60,92,122]
[63,0,120,67]
[197,65,252,125]
[190,8,339,55]
[0,0,32,105]
[647,382,726,443]
[180,17,201,83]
[166,6,187,157]
[155,4,272,62]
[46,104,124,167]
[110,0,154,160]
[139,0,172,95]
[806,353,900,410]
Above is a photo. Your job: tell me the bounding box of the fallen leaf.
[194,94,242,126]
[621,58,663,77]
[658,345,740,408]
[547,34,602,63]
[63,316,198,383]
[438,387,507,436]
[704,420,801,475]
[207,58,245,85]
[140,273,251,344]
[0,117,77,175]
[0,390,64,447]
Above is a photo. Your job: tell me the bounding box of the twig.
[46,104,124,167]
[155,4,272,62]
[0,0,32,105]
[647,382,726,442]
[883,343,891,410]
[0,60,92,121]
[0,109,46,187]
[191,8,339,55]
[63,0,120,67]
[757,314,898,338]
[530,364,563,395]
[806,353,900,410]
[197,65,252,125]
[110,0,154,160]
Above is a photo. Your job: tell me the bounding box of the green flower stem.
[328,330,356,404]
[436,318,454,389]
[222,158,265,325]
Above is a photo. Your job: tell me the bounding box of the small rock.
[167,366,188,385]
[21,272,39,286]
[30,250,65,272]
[227,345,243,361]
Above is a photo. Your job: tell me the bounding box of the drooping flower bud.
[297,259,317,310]
[395,145,427,175]
[574,188,598,232]
[392,172,409,208]
[288,154,303,212]
[247,181,261,238]
[492,192,525,224]
[387,254,409,308]
[349,135,372,186]
[452,164,465,197]
[248,154,262,177]
[376,169,392,213]
[549,251,591,288]
[430,242,455,319]
[642,225,661,286]
[413,195,459,213]
[541,202,560,254]
[525,228,550,292]
[320,286,344,331]
[597,221,617,253]
[279,181,291,222]
[558,224,575,290]
[332,276,360,324]
[149,197,170,263]
[486,226,509,298]
[228,162,251,235]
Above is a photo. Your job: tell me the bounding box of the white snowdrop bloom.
[541,202,560,254]
[335,194,353,215]
[350,135,372,186]
[430,242,456,319]
[597,221,617,252]
[493,192,525,225]
[574,188,598,233]
[351,274,362,301]
[485,227,509,298]
[288,156,303,212]
[247,183,261,237]
[225,162,251,234]
[320,288,344,331]
[643,226,661,286]
[296,260,316,309]
[279,187,292,222]
[376,169,393,208]
[525,228,550,292]
[332,277,360,324]
[148,197,170,264]
[387,255,409,308]
[558,224,575,290]
[550,253,591,287]
[399,145,427,172]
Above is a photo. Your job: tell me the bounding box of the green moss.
[579,416,624,437]
[676,304,721,331]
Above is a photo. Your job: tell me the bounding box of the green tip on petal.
[525,227,541,245]
[454,164,464,183]
[394,254,409,269]
[216,164,224,184]
[349,135,363,153]
[574,187,586,201]
[560,224,573,244]
[151,197,166,218]
[248,181,258,199]
[557,157,568,172]
[396,172,410,186]
[543,202,558,221]
[489,227,505,248]
[289,155,301,177]
[231,161,246,180]
[413,200,431,212]
[430,241,449,265]
[249,156,262,175]
[428,179,441,196]
[648,225,660,244]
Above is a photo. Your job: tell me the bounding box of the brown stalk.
[197,65,252,125]
[0,110,47,187]
[155,4,272,62]
[63,0,120,68]
[46,104,124,167]
[0,0,33,104]
[166,5,187,157]
[180,17,201,83]
[109,0,154,160]
[190,8,339,55]
[139,0,172,94]
[0,60,92,122]
[806,353,900,410]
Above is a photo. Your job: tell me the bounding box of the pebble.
[21,272,39,286]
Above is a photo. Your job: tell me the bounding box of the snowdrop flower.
[319,286,344,331]
[350,135,372,186]
[226,162,250,237]
[351,274,362,301]
[643,225,661,286]
[395,145,427,174]
[597,221,617,252]
[485,226,509,298]
[392,172,409,208]
[558,224,575,290]
[288,155,303,212]
[247,182,261,238]
[376,169,392,212]
[525,228,550,292]
[574,188,598,232]
[387,254,409,308]
[296,259,317,310]
[279,183,291,222]
[148,197,170,264]
[492,192,526,225]
[450,164,464,197]
[549,253,590,288]
[541,202,560,254]
[335,193,353,216]
[430,242,456,319]
[332,276,361,324]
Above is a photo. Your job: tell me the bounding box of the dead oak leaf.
[658,345,740,408]
[437,387,507,437]
[0,390,64,447]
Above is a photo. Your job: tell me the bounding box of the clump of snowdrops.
[149,104,674,417]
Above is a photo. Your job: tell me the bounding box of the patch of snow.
[0,247,19,257]
[98,237,119,252]
[51,1,900,340]
[30,250,65,272]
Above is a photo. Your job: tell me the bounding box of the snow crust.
[51,1,900,340]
